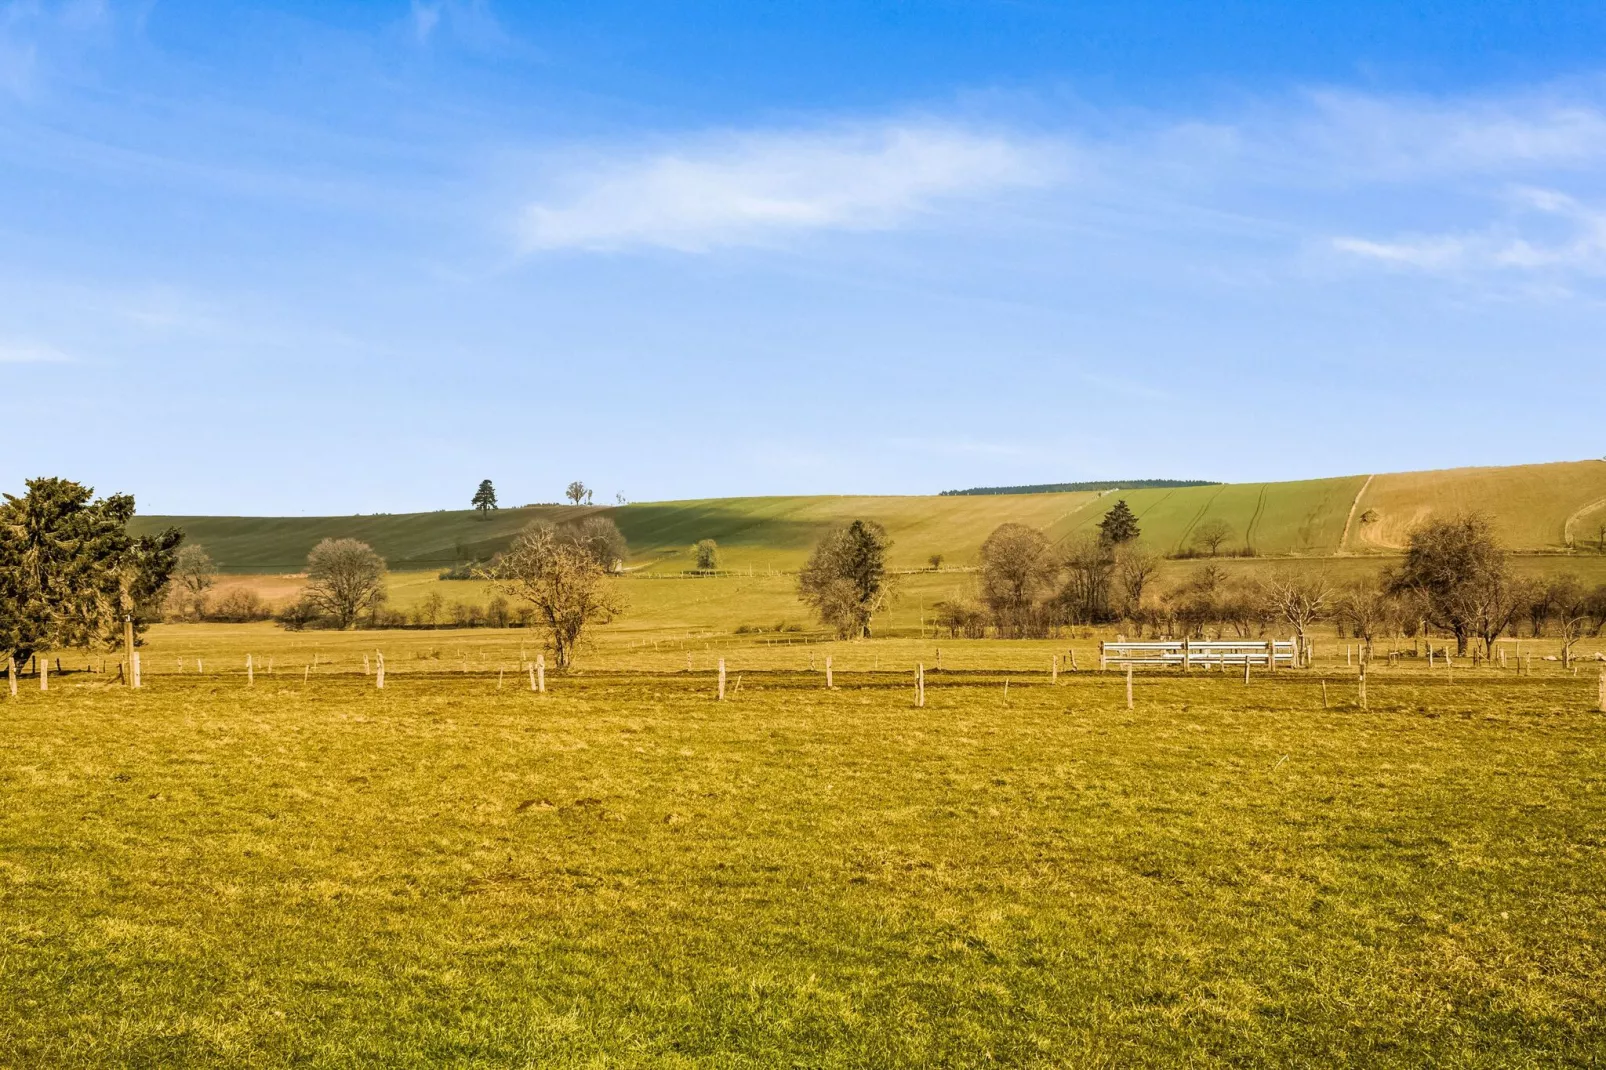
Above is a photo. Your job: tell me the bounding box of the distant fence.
[1101,639,1300,670]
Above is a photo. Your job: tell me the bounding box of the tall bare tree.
[1387,513,1508,656]
[565,481,588,506]
[978,523,1056,637]
[1261,568,1332,659]
[1335,578,1399,657]
[303,538,387,630]
[1116,543,1162,619]
[487,523,624,668]
[171,543,217,621]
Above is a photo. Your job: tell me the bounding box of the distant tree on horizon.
[566,481,588,506]
[1097,499,1141,546]
[471,480,498,516]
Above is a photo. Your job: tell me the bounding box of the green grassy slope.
[128,459,1606,573]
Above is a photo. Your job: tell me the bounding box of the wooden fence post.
[247,654,254,687]
[132,653,141,689]
[717,658,726,701]
[1267,639,1276,674]
[1125,664,1134,709]
[825,656,833,689]
[1099,641,1107,672]
[41,657,48,692]
[123,615,134,688]
[1598,669,1605,713]
[376,653,385,689]
[1243,656,1250,685]
[915,664,925,708]
[1321,679,1329,709]
[1181,638,1189,673]
[537,655,546,693]
[7,656,15,698]
[1051,655,1058,684]
[1359,660,1368,710]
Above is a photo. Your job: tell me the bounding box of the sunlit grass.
[3,641,1605,1066]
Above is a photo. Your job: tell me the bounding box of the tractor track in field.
[1175,486,1226,554]
[1244,484,1270,553]
[1338,474,1376,555]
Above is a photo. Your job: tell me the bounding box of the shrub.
[208,589,272,623]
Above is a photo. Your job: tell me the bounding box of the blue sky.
[3,1,1606,515]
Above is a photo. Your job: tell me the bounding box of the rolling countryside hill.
[127,459,1606,574]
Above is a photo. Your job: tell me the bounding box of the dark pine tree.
[471,479,498,517]
[1097,499,1141,545]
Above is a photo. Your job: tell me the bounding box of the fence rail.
[1101,639,1299,669]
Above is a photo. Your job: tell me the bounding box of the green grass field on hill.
[129,459,1606,576]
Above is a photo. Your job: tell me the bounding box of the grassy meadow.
[4,626,1606,1067]
[129,458,1606,575]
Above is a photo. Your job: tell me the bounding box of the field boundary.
[1338,474,1376,554]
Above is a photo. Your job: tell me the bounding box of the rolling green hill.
[127,458,1606,574]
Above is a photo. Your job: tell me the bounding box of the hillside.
[127,458,1606,573]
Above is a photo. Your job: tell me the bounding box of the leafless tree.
[979,523,1056,636]
[1190,519,1234,557]
[565,481,588,506]
[1548,574,1593,667]
[927,553,945,571]
[1466,569,1533,661]
[1059,534,1117,627]
[1335,578,1399,657]
[170,543,217,620]
[562,515,628,572]
[1260,568,1333,657]
[1116,543,1162,618]
[486,522,624,668]
[303,538,387,629]
[1387,513,1507,655]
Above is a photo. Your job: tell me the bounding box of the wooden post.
[303,664,310,685]
[1243,656,1251,685]
[40,657,48,692]
[686,652,692,673]
[7,656,15,698]
[537,655,546,693]
[936,648,942,671]
[914,664,924,708]
[809,651,815,671]
[1051,655,1058,684]
[1004,678,1010,704]
[1321,679,1329,708]
[197,658,204,675]
[1069,649,1077,671]
[528,664,537,691]
[1099,641,1107,672]
[498,667,504,690]
[132,652,140,689]
[1181,638,1189,673]
[1598,669,1605,713]
[1125,665,1134,709]
[376,653,385,689]
[1267,639,1276,674]
[1428,647,1434,669]
[123,615,134,687]
[717,658,726,701]
[247,655,254,687]
[1359,660,1368,710]
[364,654,371,675]
[825,656,833,689]
[1346,645,1352,667]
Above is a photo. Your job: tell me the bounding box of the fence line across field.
[1101,639,1300,670]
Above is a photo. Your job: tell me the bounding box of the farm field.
[200,552,1606,631]
[4,630,1606,1067]
[128,458,1606,575]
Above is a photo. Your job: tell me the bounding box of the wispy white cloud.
[0,341,72,363]
[406,0,511,52]
[1334,187,1606,275]
[519,121,1066,252]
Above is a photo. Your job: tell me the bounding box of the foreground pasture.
[2,656,1604,1067]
